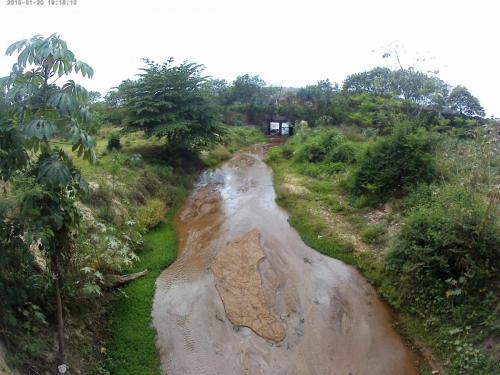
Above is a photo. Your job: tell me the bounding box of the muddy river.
[152,143,419,375]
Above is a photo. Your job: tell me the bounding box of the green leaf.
[5,39,27,55]
[38,156,72,188]
[23,119,58,140]
[48,92,76,112]
[75,61,94,78]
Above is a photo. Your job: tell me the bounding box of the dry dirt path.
[152,144,420,375]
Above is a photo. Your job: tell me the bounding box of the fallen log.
[105,269,148,288]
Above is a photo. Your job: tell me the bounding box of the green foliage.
[387,184,499,308]
[361,224,387,245]
[343,67,395,96]
[295,142,326,163]
[296,79,339,115]
[327,142,357,163]
[135,198,167,231]
[202,126,265,167]
[106,208,180,375]
[0,209,50,360]
[229,74,266,105]
[384,183,500,373]
[107,132,122,151]
[352,124,437,202]
[0,33,96,365]
[267,125,499,373]
[119,59,222,151]
[448,85,485,117]
[293,128,344,163]
[343,67,449,109]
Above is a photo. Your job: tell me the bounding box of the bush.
[281,144,294,159]
[135,198,168,231]
[294,143,326,163]
[352,124,437,202]
[386,184,500,310]
[0,211,50,365]
[361,224,387,245]
[318,129,345,153]
[107,132,122,151]
[265,147,282,162]
[327,142,357,163]
[126,153,143,168]
[203,144,231,167]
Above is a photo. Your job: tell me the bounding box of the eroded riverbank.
[152,143,420,374]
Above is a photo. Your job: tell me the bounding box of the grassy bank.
[265,126,499,375]
[106,205,181,375]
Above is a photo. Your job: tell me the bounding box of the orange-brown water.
[152,143,419,374]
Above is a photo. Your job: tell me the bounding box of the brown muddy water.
[152,143,420,375]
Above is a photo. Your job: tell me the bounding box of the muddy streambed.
[152,144,419,375]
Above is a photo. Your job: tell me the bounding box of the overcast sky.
[0,0,498,116]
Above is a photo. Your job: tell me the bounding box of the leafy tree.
[343,67,394,96]
[448,85,485,117]
[229,74,266,105]
[0,33,95,366]
[391,68,448,108]
[204,78,230,105]
[343,67,449,114]
[88,90,101,103]
[297,79,338,112]
[120,59,221,151]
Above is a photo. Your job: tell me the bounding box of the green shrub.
[362,127,378,138]
[294,143,326,163]
[107,132,122,151]
[0,209,50,367]
[281,144,294,159]
[293,129,346,163]
[126,153,143,168]
[386,184,499,311]
[203,144,231,167]
[136,198,168,231]
[361,224,387,245]
[264,147,282,162]
[327,142,357,163]
[296,163,323,177]
[318,129,345,153]
[319,162,345,175]
[352,124,437,202]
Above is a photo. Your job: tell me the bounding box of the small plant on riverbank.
[107,132,122,151]
[361,224,387,245]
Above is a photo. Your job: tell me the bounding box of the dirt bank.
[152,144,420,374]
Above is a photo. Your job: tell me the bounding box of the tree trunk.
[54,255,65,365]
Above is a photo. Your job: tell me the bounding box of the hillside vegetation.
[266,123,499,374]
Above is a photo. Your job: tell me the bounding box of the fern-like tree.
[119,58,222,152]
[0,33,95,367]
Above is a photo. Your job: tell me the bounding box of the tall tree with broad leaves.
[448,85,485,117]
[120,58,222,151]
[229,74,267,105]
[343,67,395,96]
[0,33,95,367]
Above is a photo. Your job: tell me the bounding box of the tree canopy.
[448,85,485,117]
[119,59,221,151]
